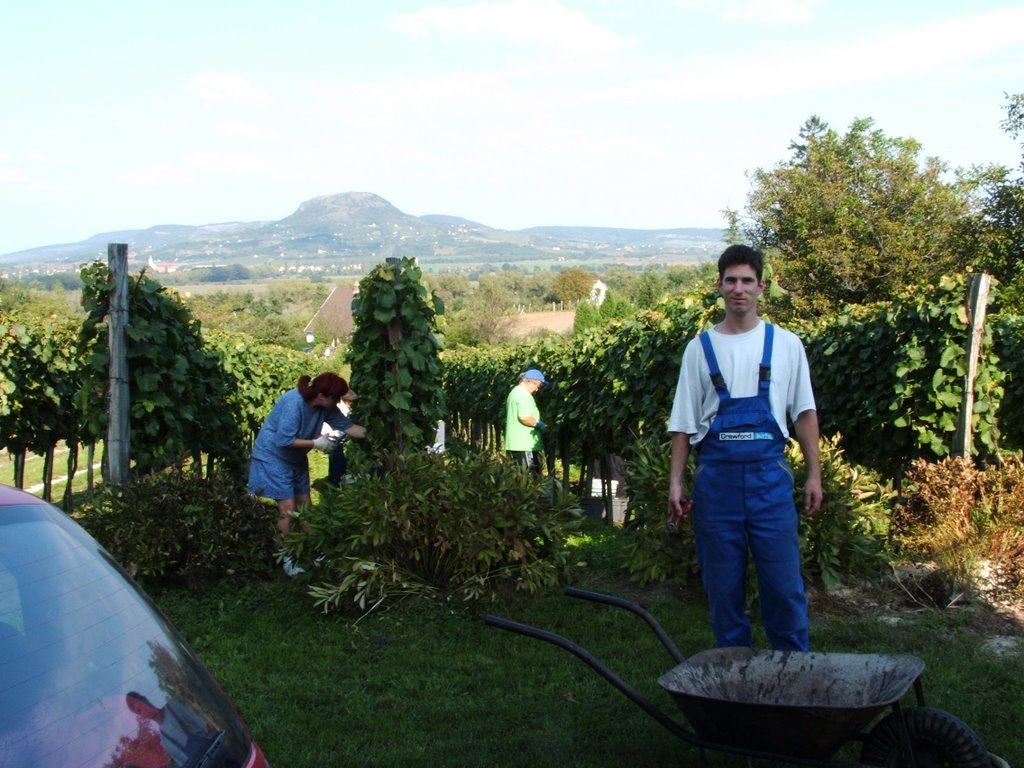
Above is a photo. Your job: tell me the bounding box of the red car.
[0,484,270,768]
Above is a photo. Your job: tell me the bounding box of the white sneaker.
[282,556,306,576]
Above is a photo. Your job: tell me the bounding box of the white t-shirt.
[667,320,816,444]
[321,399,352,436]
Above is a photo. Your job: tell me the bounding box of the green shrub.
[619,435,699,586]
[795,433,894,589]
[288,451,582,612]
[74,470,279,583]
[619,433,893,590]
[994,314,1024,450]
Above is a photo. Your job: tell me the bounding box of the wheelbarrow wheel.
[860,706,989,768]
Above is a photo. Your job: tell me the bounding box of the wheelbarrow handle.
[563,587,687,664]
[484,614,695,744]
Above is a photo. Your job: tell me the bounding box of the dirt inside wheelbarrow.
[658,647,925,761]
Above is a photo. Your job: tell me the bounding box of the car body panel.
[0,485,270,768]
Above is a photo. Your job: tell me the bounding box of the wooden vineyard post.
[385,257,405,452]
[106,243,131,484]
[952,273,991,460]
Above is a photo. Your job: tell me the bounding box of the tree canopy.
[551,268,597,304]
[966,93,1024,311]
[746,116,973,316]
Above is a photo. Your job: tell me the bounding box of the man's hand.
[668,483,693,530]
[668,433,695,530]
[793,410,823,517]
[804,476,823,517]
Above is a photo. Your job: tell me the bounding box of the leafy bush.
[994,314,1024,450]
[619,433,893,590]
[347,257,445,454]
[896,455,1024,599]
[619,435,699,586]
[74,470,279,583]
[804,275,1005,479]
[77,263,251,476]
[795,433,893,589]
[288,451,582,612]
[0,312,81,462]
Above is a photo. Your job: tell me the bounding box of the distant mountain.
[0,192,723,271]
[277,191,419,230]
[521,225,725,244]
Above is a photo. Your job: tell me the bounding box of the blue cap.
[522,368,547,383]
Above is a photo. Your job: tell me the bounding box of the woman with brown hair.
[248,372,367,573]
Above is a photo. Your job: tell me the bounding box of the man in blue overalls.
[667,245,823,651]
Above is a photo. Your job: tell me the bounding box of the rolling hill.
[1,192,724,273]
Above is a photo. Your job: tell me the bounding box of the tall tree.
[551,268,597,304]
[634,267,668,309]
[746,116,972,315]
[443,280,515,347]
[966,93,1024,310]
[572,297,602,335]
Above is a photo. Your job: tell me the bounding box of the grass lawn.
[0,444,102,503]
[150,524,1024,768]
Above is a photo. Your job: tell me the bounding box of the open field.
[508,310,576,337]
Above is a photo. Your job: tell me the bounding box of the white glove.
[312,435,336,453]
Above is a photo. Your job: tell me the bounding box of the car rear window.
[0,503,253,768]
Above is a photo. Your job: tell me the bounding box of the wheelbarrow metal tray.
[658,647,926,761]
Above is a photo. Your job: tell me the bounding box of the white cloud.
[0,155,47,188]
[183,153,273,174]
[118,164,191,185]
[612,8,1024,103]
[756,9,1024,92]
[186,72,272,106]
[390,0,625,56]
[0,166,30,183]
[471,120,658,159]
[675,0,822,25]
[726,0,821,24]
[303,71,524,123]
[118,153,271,186]
[219,121,279,141]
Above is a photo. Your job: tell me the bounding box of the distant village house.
[304,285,357,350]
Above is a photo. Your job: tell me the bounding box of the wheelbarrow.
[486,588,1003,767]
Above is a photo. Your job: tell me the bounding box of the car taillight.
[245,742,271,768]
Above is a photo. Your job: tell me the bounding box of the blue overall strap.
[759,323,774,397]
[698,332,729,396]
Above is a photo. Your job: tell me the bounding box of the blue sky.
[2,0,1022,256]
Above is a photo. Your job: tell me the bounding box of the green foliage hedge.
[804,274,1004,477]
[2,263,312,486]
[445,273,1020,482]
[74,470,279,583]
[286,451,582,611]
[0,312,81,456]
[347,257,445,454]
[619,433,892,590]
[993,314,1024,450]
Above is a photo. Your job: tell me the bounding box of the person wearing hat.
[504,368,548,476]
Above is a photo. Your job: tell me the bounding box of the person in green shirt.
[504,368,548,476]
